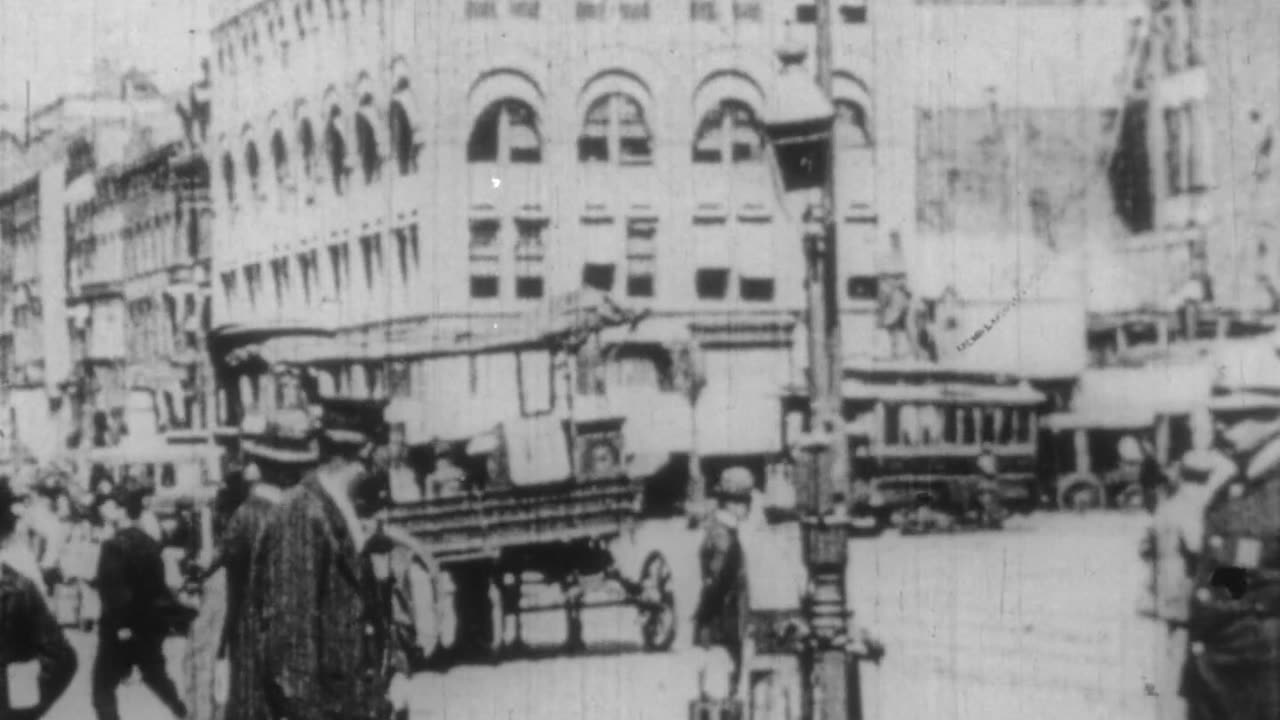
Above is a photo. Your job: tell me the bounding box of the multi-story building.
[65,88,215,450]
[208,0,901,460]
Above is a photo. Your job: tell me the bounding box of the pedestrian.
[1138,448,1233,720]
[1138,437,1171,514]
[0,476,78,720]
[91,478,192,720]
[693,466,753,698]
[425,440,465,499]
[254,398,410,720]
[201,413,320,720]
[1182,414,1280,720]
[975,445,1005,530]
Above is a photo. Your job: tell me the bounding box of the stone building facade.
[65,135,215,450]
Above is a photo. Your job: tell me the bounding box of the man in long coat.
[200,415,318,720]
[1183,415,1280,719]
[254,398,409,720]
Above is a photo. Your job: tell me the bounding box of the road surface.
[42,511,1159,720]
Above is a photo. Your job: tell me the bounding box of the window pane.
[506,102,542,163]
[692,107,725,163]
[835,100,873,148]
[467,105,501,162]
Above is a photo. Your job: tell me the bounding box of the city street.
[44,510,1159,720]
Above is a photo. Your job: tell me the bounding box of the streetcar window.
[920,405,943,445]
[999,407,1016,444]
[943,407,958,444]
[882,404,899,446]
[960,408,976,444]
[981,409,997,443]
[900,404,919,446]
[1015,409,1032,443]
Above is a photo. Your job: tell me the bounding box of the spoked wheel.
[637,551,677,652]
[1063,482,1103,513]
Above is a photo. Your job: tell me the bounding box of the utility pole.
[801,0,859,718]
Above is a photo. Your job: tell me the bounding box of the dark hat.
[0,477,17,533]
[113,476,150,512]
[319,397,390,448]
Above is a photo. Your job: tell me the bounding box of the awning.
[1043,409,1155,432]
[208,322,335,362]
[598,317,693,346]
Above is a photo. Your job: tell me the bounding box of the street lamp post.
[763,43,862,720]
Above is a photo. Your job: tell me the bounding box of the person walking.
[694,467,753,698]
[254,398,409,720]
[0,476,78,720]
[91,479,191,720]
[1182,414,1280,720]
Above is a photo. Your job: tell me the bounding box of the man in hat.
[255,398,410,720]
[199,412,319,720]
[1182,414,1280,719]
[91,478,191,720]
[694,466,754,697]
[0,476,78,720]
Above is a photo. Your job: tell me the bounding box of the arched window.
[389,98,417,175]
[355,95,381,184]
[578,93,652,165]
[692,100,763,164]
[221,152,236,204]
[245,141,261,195]
[298,119,316,179]
[467,99,542,164]
[835,99,872,148]
[324,106,348,194]
[271,130,290,187]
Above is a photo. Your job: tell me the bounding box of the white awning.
[840,379,1044,405]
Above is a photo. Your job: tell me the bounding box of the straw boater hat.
[716,467,755,502]
[240,407,322,464]
[318,397,390,451]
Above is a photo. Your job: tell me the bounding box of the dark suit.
[0,562,78,720]
[1183,465,1280,720]
[693,513,749,689]
[254,475,406,720]
[216,490,279,720]
[92,526,189,720]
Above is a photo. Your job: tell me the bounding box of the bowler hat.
[319,397,390,448]
[715,466,755,501]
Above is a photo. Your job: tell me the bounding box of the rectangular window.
[690,0,717,20]
[297,251,315,304]
[244,264,263,308]
[847,275,879,300]
[515,276,544,299]
[839,3,867,23]
[733,1,761,20]
[221,271,238,310]
[271,258,291,307]
[360,233,383,290]
[740,277,775,302]
[515,220,545,261]
[620,0,650,20]
[626,218,656,298]
[695,268,730,300]
[470,275,499,299]
[583,264,616,292]
[395,224,420,285]
[882,404,899,446]
[796,3,816,22]
[576,0,604,19]
[510,0,540,18]
[329,242,350,298]
[465,0,497,18]
[469,219,500,260]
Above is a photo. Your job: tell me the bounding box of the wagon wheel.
[1114,483,1145,511]
[637,551,677,651]
[1060,478,1103,513]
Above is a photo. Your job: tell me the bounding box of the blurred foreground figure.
[1183,417,1280,720]
[0,476,77,720]
[1139,450,1232,720]
[92,480,191,720]
[254,399,409,720]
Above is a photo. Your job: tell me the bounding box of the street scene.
[3,0,1280,719]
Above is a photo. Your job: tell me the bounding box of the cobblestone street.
[45,511,1158,720]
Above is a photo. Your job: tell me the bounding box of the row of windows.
[221,224,422,314]
[216,0,869,70]
[881,404,1036,447]
[221,92,872,208]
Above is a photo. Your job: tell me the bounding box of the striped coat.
[253,475,406,720]
[217,489,280,720]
